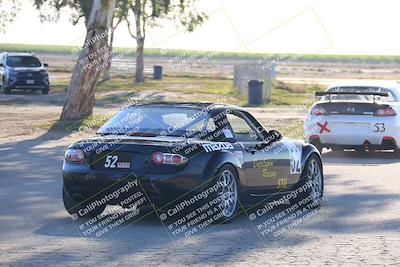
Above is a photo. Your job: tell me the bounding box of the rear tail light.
[376,107,396,117]
[311,105,328,116]
[64,149,85,164]
[151,152,188,165]
[309,135,320,140]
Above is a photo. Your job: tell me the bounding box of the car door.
[225,112,283,193]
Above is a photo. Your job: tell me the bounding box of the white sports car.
[304,81,400,154]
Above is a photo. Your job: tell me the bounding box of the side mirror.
[0,63,3,67]
[43,63,49,67]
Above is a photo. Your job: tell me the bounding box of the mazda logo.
[347,107,355,113]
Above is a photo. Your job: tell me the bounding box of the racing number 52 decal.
[284,142,302,174]
[104,155,118,168]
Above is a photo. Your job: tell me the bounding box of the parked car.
[305,81,400,153]
[63,102,323,222]
[0,52,50,94]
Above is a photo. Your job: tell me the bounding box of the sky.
[1,0,400,55]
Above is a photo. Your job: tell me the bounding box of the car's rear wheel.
[41,87,49,94]
[63,188,105,218]
[214,165,239,223]
[294,154,324,209]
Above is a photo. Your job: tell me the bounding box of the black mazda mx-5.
[63,102,323,222]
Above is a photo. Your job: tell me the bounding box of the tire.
[63,188,105,218]
[293,154,324,209]
[212,164,239,223]
[310,140,323,154]
[41,87,49,95]
[2,77,10,94]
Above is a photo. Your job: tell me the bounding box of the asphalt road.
[1,128,399,266]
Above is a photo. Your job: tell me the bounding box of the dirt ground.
[1,54,400,266]
[1,93,400,266]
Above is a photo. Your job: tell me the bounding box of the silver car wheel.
[217,169,238,218]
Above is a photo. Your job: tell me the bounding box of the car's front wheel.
[296,154,324,209]
[41,87,49,94]
[214,165,239,223]
[2,77,10,94]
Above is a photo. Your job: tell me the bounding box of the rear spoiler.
[315,91,388,97]
[315,91,388,103]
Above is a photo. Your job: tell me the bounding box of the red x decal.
[317,122,330,134]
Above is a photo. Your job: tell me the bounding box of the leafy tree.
[0,0,21,33]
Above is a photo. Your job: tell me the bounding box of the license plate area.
[330,122,369,132]
[91,152,131,170]
[26,80,35,84]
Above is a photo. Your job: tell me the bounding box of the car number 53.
[373,123,385,132]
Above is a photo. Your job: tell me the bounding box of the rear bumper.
[307,134,398,150]
[62,164,213,210]
[305,115,400,149]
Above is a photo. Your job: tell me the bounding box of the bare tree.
[122,0,207,83]
[35,0,116,120]
[60,0,116,120]
[101,1,126,82]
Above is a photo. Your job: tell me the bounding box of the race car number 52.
[373,123,385,132]
[104,155,118,168]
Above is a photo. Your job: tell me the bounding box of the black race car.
[63,102,323,223]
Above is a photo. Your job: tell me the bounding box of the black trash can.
[153,65,163,80]
[248,80,264,106]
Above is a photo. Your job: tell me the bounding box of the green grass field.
[2,43,400,62]
[50,75,318,107]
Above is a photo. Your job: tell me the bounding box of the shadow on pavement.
[322,149,400,165]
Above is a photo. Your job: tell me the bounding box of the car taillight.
[64,149,85,164]
[151,152,188,165]
[376,107,396,117]
[311,105,327,116]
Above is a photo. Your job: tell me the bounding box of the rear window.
[324,87,396,102]
[97,105,216,139]
[6,56,42,67]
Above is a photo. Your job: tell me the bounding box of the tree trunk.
[101,34,113,82]
[135,37,145,83]
[60,0,116,121]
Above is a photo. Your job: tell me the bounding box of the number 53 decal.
[373,123,385,132]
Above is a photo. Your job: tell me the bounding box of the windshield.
[97,106,216,139]
[6,56,42,67]
[323,86,396,102]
